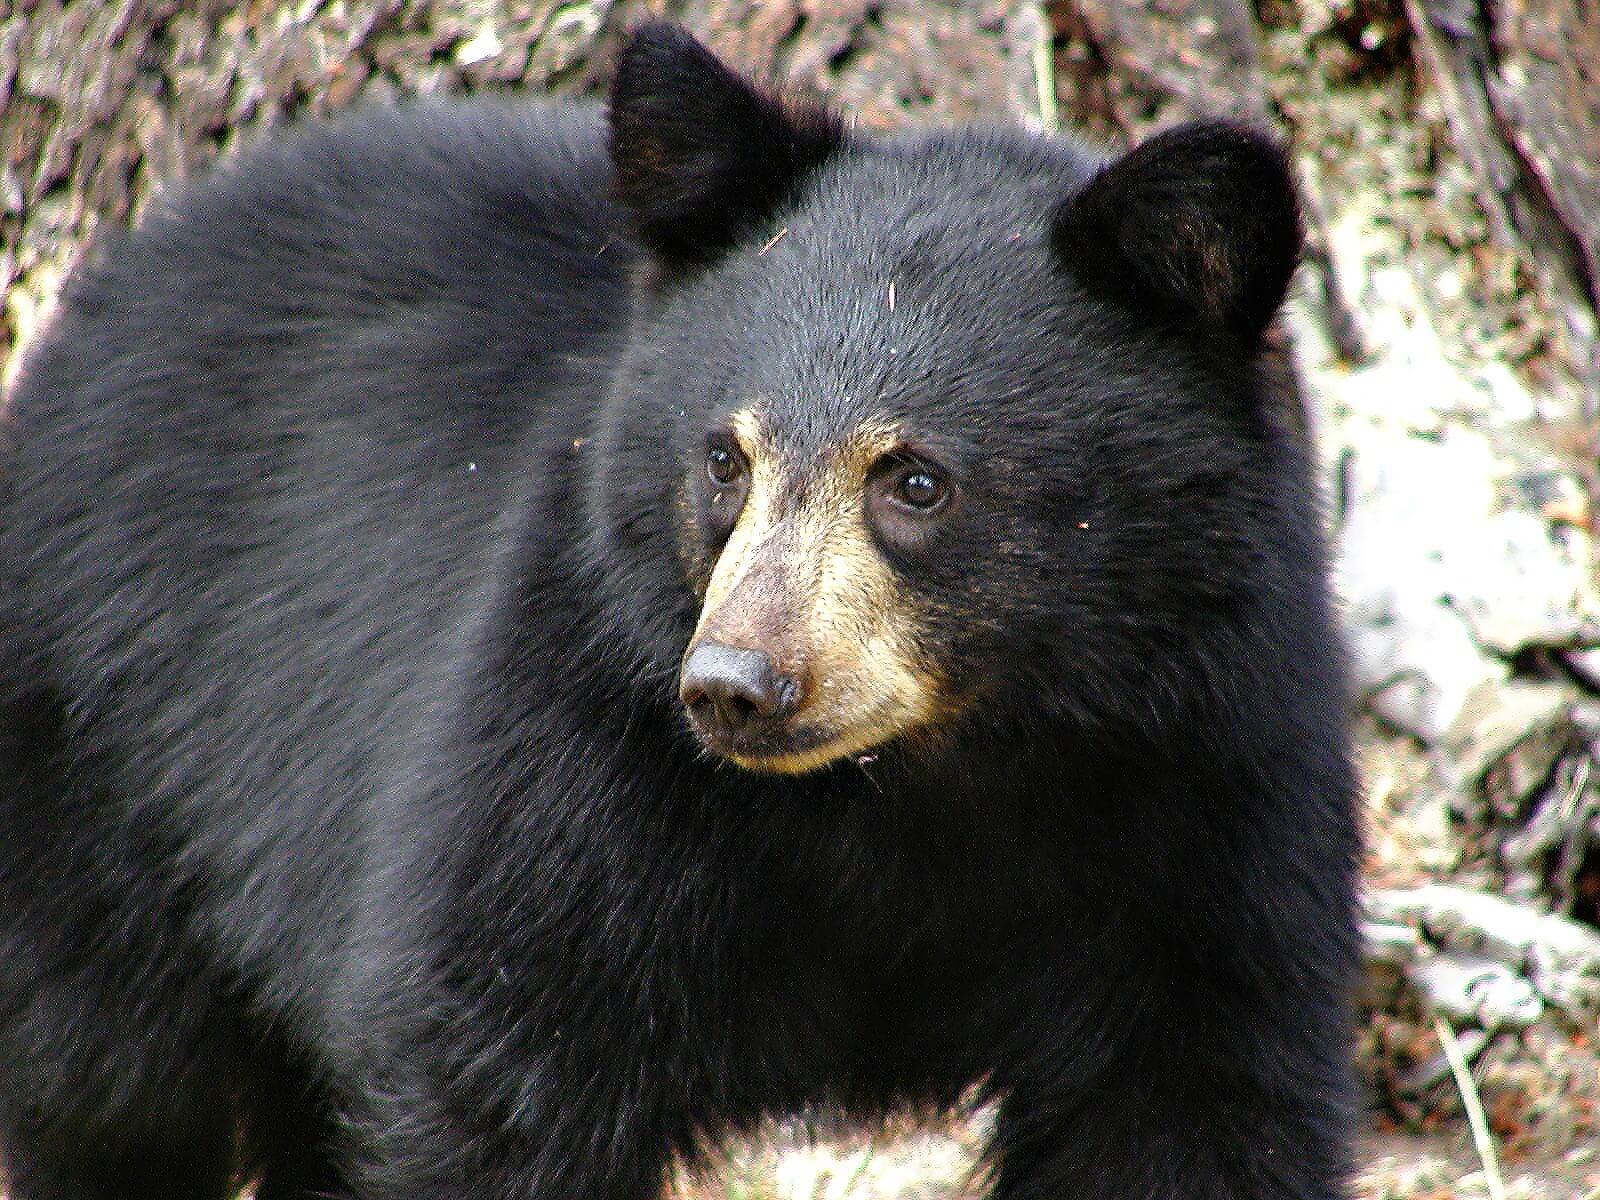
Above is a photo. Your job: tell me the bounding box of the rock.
[1410,952,1545,1031]
[1335,424,1600,742]
[1450,682,1572,789]
[1365,919,1426,969]
[1367,884,1600,1027]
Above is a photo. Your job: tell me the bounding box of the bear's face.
[600,25,1302,776]
[641,148,1113,774]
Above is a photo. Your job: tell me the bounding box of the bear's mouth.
[692,721,837,774]
[688,712,913,776]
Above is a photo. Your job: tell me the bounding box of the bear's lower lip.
[692,722,838,769]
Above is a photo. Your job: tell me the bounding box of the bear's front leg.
[335,940,693,1200]
[984,1032,1352,1200]
[350,1054,684,1200]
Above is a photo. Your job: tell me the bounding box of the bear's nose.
[680,642,797,735]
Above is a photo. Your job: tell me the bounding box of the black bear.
[0,22,1359,1200]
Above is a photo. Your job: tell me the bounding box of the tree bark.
[1404,0,1600,413]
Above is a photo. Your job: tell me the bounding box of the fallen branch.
[1432,1015,1507,1200]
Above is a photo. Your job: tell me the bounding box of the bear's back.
[8,98,632,504]
[0,99,636,984]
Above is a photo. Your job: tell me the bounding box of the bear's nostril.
[684,691,718,727]
[718,689,770,733]
[680,642,794,738]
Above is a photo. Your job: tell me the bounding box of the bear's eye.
[706,442,745,487]
[894,469,947,512]
[867,451,954,553]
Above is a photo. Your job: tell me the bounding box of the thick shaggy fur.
[0,24,1359,1200]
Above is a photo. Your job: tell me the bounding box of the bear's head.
[592,24,1307,776]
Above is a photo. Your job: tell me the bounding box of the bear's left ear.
[609,23,844,267]
[1052,122,1302,346]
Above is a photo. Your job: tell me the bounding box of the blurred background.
[2,2,1597,1197]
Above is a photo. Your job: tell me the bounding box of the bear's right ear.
[609,23,843,267]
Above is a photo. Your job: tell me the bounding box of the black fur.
[0,23,1359,1200]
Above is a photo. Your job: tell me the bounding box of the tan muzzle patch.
[685,411,946,774]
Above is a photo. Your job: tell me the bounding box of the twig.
[1032,35,1058,133]
[1432,1015,1507,1200]
[839,1145,874,1196]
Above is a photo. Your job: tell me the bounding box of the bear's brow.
[737,407,906,512]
